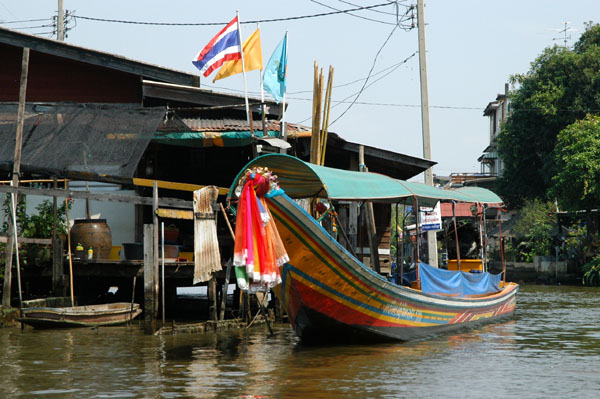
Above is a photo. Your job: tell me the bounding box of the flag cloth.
[263,33,287,103]
[213,28,263,82]
[192,16,241,77]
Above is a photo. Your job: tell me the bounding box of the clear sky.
[1,1,598,178]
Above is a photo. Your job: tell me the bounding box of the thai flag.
[192,16,242,77]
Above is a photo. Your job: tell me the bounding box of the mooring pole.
[2,47,29,308]
[143,224,156,334]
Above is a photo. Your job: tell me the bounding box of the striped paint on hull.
[268,194,518,342]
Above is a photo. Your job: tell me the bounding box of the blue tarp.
[419,262,502,297]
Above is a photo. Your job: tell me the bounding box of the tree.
[512,199,557,261]
[497,23,600,207]
[550,115,600,234]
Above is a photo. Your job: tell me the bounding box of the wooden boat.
[19,298,142,328]
[229,154,518,343]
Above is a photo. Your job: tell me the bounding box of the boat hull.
[19,302,142,328]
[268,195,518,343]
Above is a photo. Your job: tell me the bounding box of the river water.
[1,285,599,399]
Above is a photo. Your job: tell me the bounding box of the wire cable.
[73,2,395,26]
[0,17,53,24]
[328,23,400,126]
[309,0,396,25]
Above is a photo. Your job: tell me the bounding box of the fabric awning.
[152,130,280,148]
[228,154,503,206]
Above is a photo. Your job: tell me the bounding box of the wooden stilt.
[143,224,156,334]
[2,47,29,308]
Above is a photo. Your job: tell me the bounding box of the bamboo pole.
[161,221,165,325]
[9,184,23,312]
[153,182,159,317]
[2,47,29,308]
[320,66,334,166]
[413,196,421,288]
[359,146,380,273]
[219,203,235,321]
[65,181,74,306]
[498,209,506,286]
[452,201,461,271]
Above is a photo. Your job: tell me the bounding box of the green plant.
[582,254,600,286]
[1,194,28,235]
[513,199,557,260]
[23,199,70,239]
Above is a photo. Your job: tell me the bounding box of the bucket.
[70,219,112,259]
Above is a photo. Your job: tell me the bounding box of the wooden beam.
[0,185,192,209]
[133,178,229,196]
[0,236,52,245]
[155,208,193,220]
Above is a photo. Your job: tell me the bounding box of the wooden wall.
[0,43,141,103]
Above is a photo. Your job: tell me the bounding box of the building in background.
[478,83,510,177]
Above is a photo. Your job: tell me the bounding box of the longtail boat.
[229,154,518,343]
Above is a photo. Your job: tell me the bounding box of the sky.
[1,0,598,179]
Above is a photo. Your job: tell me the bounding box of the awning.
[0,103,165,178]
[228,154,503,206]
[152,130,280,148]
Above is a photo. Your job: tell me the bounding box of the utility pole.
[416,0,438,267]
[57,0,65,41]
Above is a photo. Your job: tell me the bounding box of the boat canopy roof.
[228,154,502,206]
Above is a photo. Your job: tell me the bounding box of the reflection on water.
[1,285,599,398]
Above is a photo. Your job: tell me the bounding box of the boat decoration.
[233,166,289,292]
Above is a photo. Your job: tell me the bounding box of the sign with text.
[420,202,442,231]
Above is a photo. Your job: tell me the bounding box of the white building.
[478,83,510,176]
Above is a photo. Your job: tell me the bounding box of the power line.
[336,0,401,16]
[0,17,53,24]
[288,57,416,95]
[328,23,401,126]
[73,3,396,26]
[309,0,396,25]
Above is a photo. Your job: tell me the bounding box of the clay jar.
[70,219,112,260]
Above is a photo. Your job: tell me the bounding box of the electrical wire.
[0,17,53,24]
[328,23,401,126]
[288,58,414,95]
[73,2,395,26]
[336,0,402,16]
[309,0,396,25]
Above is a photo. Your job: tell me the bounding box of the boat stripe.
[270,196,516,310]
[283,263,454,325]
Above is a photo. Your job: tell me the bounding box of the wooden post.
[52,237,64,295]
[143,224,156,334]
[2,47,29,308]
[64,181,75,306]
[452,201,461,271]
[208,277,217,321]
[219,260,232,321]
[359,146,380,273]
[219,203,235,321]
[152,182,159,317]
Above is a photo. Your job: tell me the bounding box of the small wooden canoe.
[19,302,142,328]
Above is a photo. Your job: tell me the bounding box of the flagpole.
[236,10,251,124]
[257,24,269,139]
[281,32,288,146]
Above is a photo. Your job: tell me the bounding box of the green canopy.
[228,154,503,206]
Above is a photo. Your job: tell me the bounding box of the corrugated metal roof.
[177,117,311,134]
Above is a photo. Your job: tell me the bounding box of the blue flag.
[263,33,287,103]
